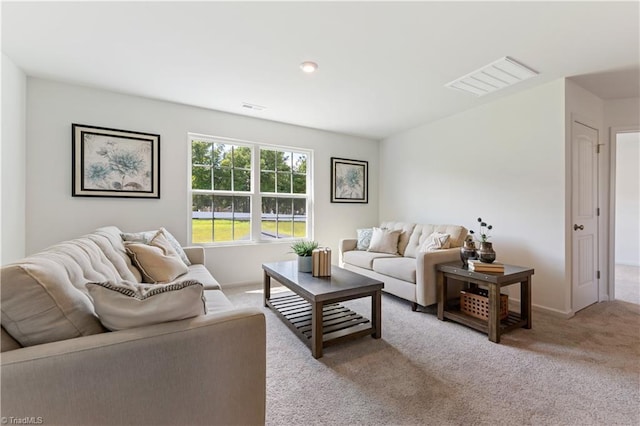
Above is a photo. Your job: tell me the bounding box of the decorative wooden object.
[312,248,331,277]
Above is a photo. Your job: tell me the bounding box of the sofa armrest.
[1,308,266,426]
[415,248,461,306]
[183,246,205,265]
[339,238,358,264]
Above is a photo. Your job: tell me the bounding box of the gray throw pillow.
[356,228,373,250]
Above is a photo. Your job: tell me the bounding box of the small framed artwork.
[331,157,368,203]
[72,124,160,198]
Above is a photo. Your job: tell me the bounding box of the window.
[189,134,311,244]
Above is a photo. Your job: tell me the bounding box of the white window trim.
[187,132,313,246]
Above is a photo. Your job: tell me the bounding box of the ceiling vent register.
[446,56,538,97]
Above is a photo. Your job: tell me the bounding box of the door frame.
[570,116,601,312]
[607,125,640,301]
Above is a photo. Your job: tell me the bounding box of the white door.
[572,121,599,312]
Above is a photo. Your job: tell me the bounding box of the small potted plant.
[290,240,319,272]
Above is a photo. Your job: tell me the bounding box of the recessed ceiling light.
[445,56,538,96]
[300,61,318,73]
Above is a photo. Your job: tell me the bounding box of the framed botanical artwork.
[331,157,368,203]
[72,124,160,198]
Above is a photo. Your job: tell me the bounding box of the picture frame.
[72,124,160,198]
[331,157,368,203]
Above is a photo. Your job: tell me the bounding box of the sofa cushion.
[0,231,141,346]
[356,228,373,250]
[372,257,417,284]
[368,227,401,254]
[379,222,416,256]
[0,249,110,347]
[1,327,22,352]
[343,250,399,270]
[405,224,467,258]
[185,264,221,290]
[86,280,207,331]
[125,231,189,283]
[419,232,451,252]
[122,227,192,266]
[203,289,235,312]
[94,226,144,282]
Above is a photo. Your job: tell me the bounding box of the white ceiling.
[2,1,639,140]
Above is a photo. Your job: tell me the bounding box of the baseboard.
[221,280,261,289]
[599,294,611,302]
[228,281,576,318]
[508,298,574,319]
[533,304,574,319]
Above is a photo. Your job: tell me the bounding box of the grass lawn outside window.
[192,219,306,243]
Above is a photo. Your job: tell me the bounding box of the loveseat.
[339,221,467,310]
[1,226,265,426]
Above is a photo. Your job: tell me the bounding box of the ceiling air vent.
[241,102,266,111]
[445,56,538,96]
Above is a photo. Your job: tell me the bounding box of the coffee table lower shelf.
[268,293,374,347]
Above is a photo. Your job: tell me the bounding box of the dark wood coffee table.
[262,261,384,358]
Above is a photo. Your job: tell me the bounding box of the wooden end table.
[263,261,383,359]
[436,261,534,343]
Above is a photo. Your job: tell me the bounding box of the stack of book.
[468,259,505,273]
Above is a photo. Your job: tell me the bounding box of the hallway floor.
[616,264,640,304]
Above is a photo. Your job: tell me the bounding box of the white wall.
[615,132,640,266]
[380,80,568,314]
[1,54,27,264]
[25,78,379,285]
[604,98,640,129]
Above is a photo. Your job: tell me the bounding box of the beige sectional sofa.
[1,226,265,426]
[340,221,467,310]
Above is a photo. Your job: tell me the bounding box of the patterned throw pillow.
[356,228,373,250]
[419,232,451,252]
[121,227,191,266]
[86,280,207,331]
[367,227,401,255]
[124,231,188,283]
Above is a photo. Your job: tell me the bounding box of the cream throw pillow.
[367,227,401,254]
[86,280,207,331]
[419,232,451,252]
[125,231,188,283]
[121,227,191,266]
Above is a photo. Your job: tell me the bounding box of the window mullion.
[251,146,261,241]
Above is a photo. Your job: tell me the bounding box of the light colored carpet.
[225,284,640,426]
[616,264,639,305]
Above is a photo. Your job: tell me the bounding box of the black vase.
[460,240,478,268]
[478,242,496,263]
